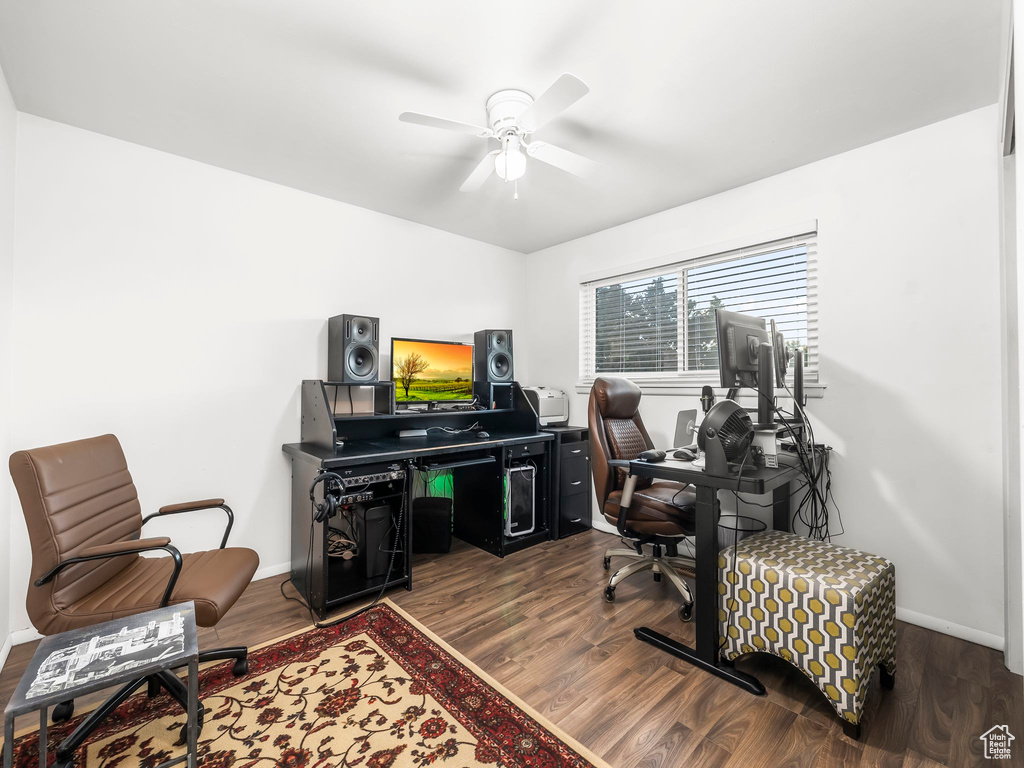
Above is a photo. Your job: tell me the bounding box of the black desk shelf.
[284,380,552,617]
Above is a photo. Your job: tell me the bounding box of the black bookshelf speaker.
[328,314,379,383]
[474,329,514,383]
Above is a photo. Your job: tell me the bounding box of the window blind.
[579,230,817,383]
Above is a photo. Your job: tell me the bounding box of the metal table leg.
[4,713,13,768]
[634,483,766,695]
[38,709,46,768]
[187,659,198,768]
[773,480,791,532]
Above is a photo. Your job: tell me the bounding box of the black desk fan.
[697,400,754,475]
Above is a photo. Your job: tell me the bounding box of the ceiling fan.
[399,73,600,193]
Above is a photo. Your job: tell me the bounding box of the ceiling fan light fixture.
[494,147,526,182]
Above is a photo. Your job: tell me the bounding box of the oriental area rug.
[4,600,607,768]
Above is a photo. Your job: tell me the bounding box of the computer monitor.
[770,318,789,388]
[391,338,474,405]
[715,309,769,389]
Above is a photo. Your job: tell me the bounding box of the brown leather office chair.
[589,377,697,620]
[9,434,259,768]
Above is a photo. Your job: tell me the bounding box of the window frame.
[578,223,819,392]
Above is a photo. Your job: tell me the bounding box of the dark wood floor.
[2,529,1021,767]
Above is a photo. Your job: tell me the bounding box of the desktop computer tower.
[505,465,536,537]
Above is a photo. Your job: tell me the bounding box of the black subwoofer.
[474,329,514,384]
[412,497,453,554]
[328,314,379,383]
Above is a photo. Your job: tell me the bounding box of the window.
[579,230,817,385]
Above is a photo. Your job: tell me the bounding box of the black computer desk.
[283,380,554,619]
[608,455,802,694]
[284,429,553,470]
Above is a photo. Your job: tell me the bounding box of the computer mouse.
[476,431,490,439]
[673,448,697,461]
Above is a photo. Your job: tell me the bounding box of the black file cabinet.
[545,426,592,539]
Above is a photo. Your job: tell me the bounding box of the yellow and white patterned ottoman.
[718,529,896,739]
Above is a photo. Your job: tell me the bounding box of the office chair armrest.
[143,499,234,549]
[35,540,184,607]
[78,537,171,558]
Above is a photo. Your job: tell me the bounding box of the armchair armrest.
[143,499,234,549]
[79,537,171,558]
[158,498,225,515]
[34,538,183,607]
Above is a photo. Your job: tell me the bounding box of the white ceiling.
[0,0,1003,253]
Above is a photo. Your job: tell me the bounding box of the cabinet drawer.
[560,493,591,537]
[560,441,589,460]
[505,441,546,461]
[560,455,590,496]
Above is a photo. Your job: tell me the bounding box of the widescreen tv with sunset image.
[391,338,474,404]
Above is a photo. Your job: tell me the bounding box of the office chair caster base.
[679,603,694,622]
[653,571,662,582]
[177,707,205,746]
[52,700,74,723]
[603,557,610,571]
[196,646,249,676]
[604,586,615,602]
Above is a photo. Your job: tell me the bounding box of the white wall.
[0,61,16,663]
[7,114,525,637]
[999,2,1021,674]
[522,105,1006,649]
[1000,148,1021,672]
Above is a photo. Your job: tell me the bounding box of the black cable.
[425,422,482,436]
[731,481,810,509]
[745,383,837,541]
[348,386,355,416]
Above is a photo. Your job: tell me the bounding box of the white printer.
[522,386,569,426]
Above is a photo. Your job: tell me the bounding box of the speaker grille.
[489,352,512,381]
[346,344,378,380]
[489,331,508,350]
[348,316,375,341]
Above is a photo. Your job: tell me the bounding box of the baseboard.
[253,561,290,583]
[0,632,11,671]
[895,607,1003,651]
[10,626,42,646]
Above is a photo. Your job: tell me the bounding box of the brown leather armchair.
[589,377,696,619]
[9,434,259,767]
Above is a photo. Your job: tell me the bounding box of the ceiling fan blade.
[460,151,500,192]
[526,142,600,179]
[399,112,492,138]
[518,74,590,132]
